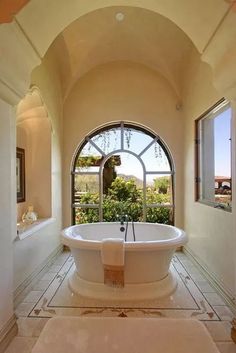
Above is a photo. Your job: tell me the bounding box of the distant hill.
[117,174,143,188]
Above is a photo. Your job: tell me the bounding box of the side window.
[195,99,232,211]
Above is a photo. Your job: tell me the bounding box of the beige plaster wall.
[63,61,184,228]
[13,52,63,291]
[0,97,15,330]
[182,48,235,297]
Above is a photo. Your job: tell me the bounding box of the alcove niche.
[16,87,52,226]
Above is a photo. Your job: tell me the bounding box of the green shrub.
[75,177,171,224]
[107,177,141,202]
[146,207,171,224]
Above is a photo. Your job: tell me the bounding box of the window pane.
[103,198,143,222]
[214,108,231,207]
[75,207,99,224]
[141,141,171,172]
[91,127,121,154]
[75,141,102,172]
[115,152,143,185]
[197,101,232,209]
[74,174,99,204]
[146,207,172,224]
[123,127,153,154]
[102,153,143,221]
[146,175,172,205]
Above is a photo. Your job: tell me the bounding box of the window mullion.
[85,137,106,156]
[138,137,158,157]
[120,121,124,150]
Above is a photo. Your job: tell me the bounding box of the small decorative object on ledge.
[231,318,236,343]
[22,205,38,224]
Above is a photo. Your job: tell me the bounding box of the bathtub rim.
[61,222,187,251]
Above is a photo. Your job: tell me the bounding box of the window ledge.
[196,200,232,213]
[16,218,55,241]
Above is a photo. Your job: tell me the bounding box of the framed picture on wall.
[16,147,25,203]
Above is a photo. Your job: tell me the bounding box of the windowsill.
[196,200,232,213]
[16,218,55,241]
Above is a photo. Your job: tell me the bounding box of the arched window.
[72,122,175,224]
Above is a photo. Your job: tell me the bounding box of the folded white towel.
[101,238,125,267]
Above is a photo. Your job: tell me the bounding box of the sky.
[214,107,231,177]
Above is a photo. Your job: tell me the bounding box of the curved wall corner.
[16,88,52,221]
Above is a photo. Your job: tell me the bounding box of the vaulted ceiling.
[0,0,235,103]
[49,7,194,99]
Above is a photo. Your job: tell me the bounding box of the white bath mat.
[28,255,219,320]
[32,317,220,353]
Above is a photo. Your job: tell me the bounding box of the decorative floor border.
[27,255,220,321]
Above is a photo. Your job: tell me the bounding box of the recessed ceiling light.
[115,12,125,22]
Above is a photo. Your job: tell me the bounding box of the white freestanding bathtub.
[61,222,187,300]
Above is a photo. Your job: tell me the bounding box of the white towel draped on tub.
[101,238,125,288]
[101,238,125,266]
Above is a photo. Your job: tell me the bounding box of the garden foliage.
[75,177,171,224]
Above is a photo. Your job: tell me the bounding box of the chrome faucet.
[119,214,128,233]
[117,214,136,242]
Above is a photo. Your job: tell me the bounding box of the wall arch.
[63,61,184,228]
[16,86,50,126]
[16,87,52,221]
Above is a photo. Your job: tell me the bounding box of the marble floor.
[4,250,236,353]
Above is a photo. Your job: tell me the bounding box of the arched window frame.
[71,122,175,224]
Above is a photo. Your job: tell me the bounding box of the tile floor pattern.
[26,256,221,320]
[5,250,236,353]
